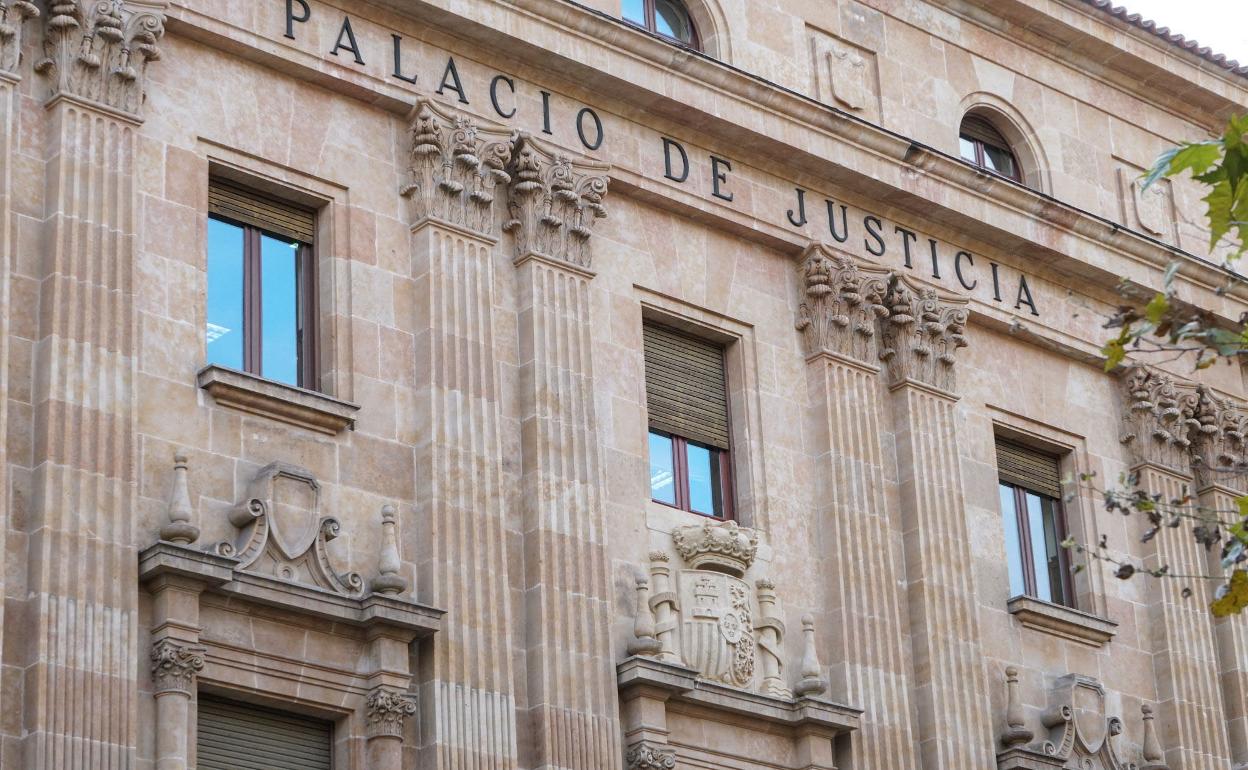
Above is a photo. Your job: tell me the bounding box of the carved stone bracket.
[213,462,364,597]
[624,741,676,770]
[505,133,609,269]
[400,98,515,236]
[0,0,40,76]
[365,686,417,739]
[150,638,205,696]
[795,243,890,363]
[35,0,167,118]
[877,274,969,392]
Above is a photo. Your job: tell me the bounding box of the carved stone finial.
[793,614,827,698]
[370,504,408,596]
[0,0,41,75]
[365,687,417,739]
[504,133,610,269]
[755,579,792,698]
[159,451,199,545]
[794,243,890,363]
[627,575,663,656]
[624,742,676,770]
[400,98,515,236]
[1119,366,1200,473]
[877,274,969,392]
[1000,665,1033,747]
[35,0,167,118]
[671,519,758,577]
[1140,704,1168,770]
[150,638,205,695]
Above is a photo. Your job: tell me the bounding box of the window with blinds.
[995,437,1073,607]
[208,179,316,244]
[197,695,332,770]
[643,322,734,518]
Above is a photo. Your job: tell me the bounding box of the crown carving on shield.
[672,520,758,577]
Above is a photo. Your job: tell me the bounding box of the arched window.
[959,115,1021,182]
[623,0,700,49]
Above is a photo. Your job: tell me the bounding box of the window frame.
[623,0,701,50]
[207,212,319,390]
[959,117,1022,183]
[649,428,734,520]
[1001,480,1075,607]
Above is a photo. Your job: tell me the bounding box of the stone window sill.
[1007,595,1117,648]
[197,365,358,435]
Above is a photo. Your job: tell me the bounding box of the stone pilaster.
[19,4,164,766]
[149,639,204,770]
[0,0,36,741]
[878,275,995,770]
[366,686,417,770]
[793,244,919,769]
[401,99,521,770]
[507,134,620,770]
[1120,368,1233,770]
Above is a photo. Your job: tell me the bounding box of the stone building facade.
[1,0,1247,768]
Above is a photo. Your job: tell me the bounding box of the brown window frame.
[959,116,1022,183]
[649,428,734,520]
[208,212,319,390]
[623,0,701,50]
[1002,481,1075,607]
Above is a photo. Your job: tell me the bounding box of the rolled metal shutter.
[643,322,730,450]
[197,696,332,770]
[208,178,316,243]
[995,438,1062,499]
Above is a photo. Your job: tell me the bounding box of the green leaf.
[1237,495,1248,520]
[1143,142,1222,191]
[1212,569,1248,617]
[1144,292,1169,325]
[1103,339,1126,372]
[1205,179,1234,252]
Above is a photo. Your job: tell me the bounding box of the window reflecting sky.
[206,218,244,370]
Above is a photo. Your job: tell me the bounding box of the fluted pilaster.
[402,101,520,770]
[795,244,918,769]
[1121,369,1234,769]
[20,96,142,769]
[510,138,620,770]
[881,278,993,769]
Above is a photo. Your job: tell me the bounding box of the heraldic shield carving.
[631,519,821,700]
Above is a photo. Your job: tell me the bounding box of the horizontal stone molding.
[197,364,359,434]
[1007,595,1117,648]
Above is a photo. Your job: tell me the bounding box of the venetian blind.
[960,115,1011,149]
[208,178,316,243]
[643,322,730,450]
[197,696,332,770]
[995,438,1062,499]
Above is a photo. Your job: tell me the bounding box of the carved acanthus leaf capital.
[401,98,515,236]
[365,687,417,739]
[624,742,676,770]
[35,1,167,118]
[505,133,609,269]
[1119,366,1200,474]
[1189,384,1248,489]
[877,275,969,392]
[795,243,890,363]
[0,0,40,76]
[150,638,205,695]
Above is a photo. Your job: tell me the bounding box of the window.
[643,322,733,518]
[197,695,332,770]
[996,438,1074,607]
[623,0,700,49]
[959,115,1021,182]
[206,179,317,389]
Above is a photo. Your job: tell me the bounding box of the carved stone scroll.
[150,639,205,696]
[877,274,969,392]
[795,243,890,363]
[365,687,418,739]
[624,742,676,770]
[505,133,609,269]
[400,98,514,236]
[36,0,167,117]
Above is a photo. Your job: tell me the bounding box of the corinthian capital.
[365,687,417,739]
[794,242,890,363]
[400,98,515,237]
[877,275,969,392]
[150,638,205,695]
[35,0,167,118]
[505,134,609,270]
[624,742,676,770]
[1189,384,1248,489]
[0,1,40,76]
[1119,366,1200,474]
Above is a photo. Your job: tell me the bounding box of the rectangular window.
[206,179,317,389]
[197,695,332,770]
[643,322,733,519]
[996,437,1074,607]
